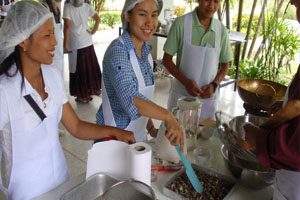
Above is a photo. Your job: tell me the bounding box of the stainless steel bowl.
[221,145,275,189]
[216,112,268,151]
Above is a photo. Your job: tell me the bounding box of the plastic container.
[193,147,210,166]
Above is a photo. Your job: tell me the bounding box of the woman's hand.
[165,115,184,150]
[64,47,71,54]
[111,127,136,144]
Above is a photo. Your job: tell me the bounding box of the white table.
[150,132,273,200]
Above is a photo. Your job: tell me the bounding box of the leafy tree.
[90,0,105,13]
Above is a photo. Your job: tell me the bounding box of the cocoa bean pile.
[167,168,234,200]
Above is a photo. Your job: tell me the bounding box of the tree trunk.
[91,0,105,13]
[233,0,243,88]
[247,0,267,59]
[241,0,257,60]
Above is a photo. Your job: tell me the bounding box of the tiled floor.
[60,29,245,179]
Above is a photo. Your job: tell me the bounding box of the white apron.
[167,13,221,120]
[273,79,300,200]
[1,75,69,200]
[52,23,64,78]
[102,38,154,142]
[68,22,81,74]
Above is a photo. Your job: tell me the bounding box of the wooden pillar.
[225,0,230,29]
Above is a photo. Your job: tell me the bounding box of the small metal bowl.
[221,145,275,189]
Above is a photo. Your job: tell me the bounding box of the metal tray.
[34,173,119,200]
[61,173,118,200]
[35,173,155,200]
[163,164,237,200]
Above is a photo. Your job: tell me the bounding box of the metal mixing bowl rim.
[101,178,156,199]
[221,145,275,173]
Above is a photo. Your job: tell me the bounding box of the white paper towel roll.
[86,141,130,180]
[128,142,152,186]
[86,141,152,186]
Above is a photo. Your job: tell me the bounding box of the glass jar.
[172,96,202,151]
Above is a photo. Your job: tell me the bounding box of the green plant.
[185,0,196,11]
[88,18,95,31]
[272,1,296,20]
[232,14,262,39]
[173,5,186,17]
[228,60,261,79]
[100,11,121,29]
[257,15,300,82]
[90,0,105,13]
[235,15,300,84]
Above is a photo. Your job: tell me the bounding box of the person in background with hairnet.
[162,0,233,120]
[241,1,300,199]
[95,0,184,147]
[0,1,135,199]
[0,0,14,23]
[42,0,65,79]
[63,0,101,103]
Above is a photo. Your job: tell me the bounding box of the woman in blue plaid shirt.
[96,0,183,148]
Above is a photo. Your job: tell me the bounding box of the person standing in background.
[63,0,101,103]
[0,0,13,22]
[43,0,65,79]
[162,0,233,120]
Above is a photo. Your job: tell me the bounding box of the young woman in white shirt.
[0,1,135,199]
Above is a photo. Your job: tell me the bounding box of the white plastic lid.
[177,96,202,111]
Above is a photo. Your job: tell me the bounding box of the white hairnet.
[70,0,84,7]
[0,0,53,64]
[121,0,163,30]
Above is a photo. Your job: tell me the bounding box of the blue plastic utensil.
[175,145,203,193]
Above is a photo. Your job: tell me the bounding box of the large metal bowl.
[215,112,268,145]
[221,145,275,189]
[237,79,287,110]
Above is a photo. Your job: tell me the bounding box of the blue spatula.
[175,145,203,193]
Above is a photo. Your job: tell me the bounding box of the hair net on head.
[0,0,53,64]
[121,0,163,30]
[70,0,84,7]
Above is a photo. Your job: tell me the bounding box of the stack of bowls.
[221,145,275,189]
[216,112,275,189]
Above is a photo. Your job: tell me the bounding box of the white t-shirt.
[0,64,68,187]
[63,2,95,49]
[0,0,12,17]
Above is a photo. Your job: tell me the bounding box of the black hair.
[0,47,25,88]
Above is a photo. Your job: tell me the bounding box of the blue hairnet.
[121,0,163,30]
[0,0,53,64]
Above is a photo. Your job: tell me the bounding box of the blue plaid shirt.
[96,31,154,128]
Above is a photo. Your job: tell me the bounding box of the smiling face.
[22,18,57,65]
[197,0,220,20]
[290,0,300,23]
[125,0,158,47]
